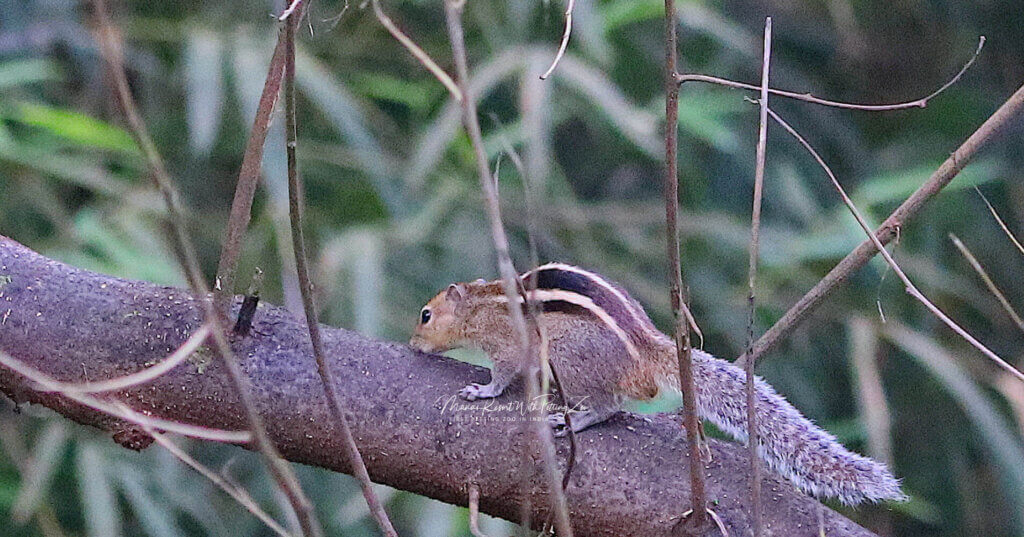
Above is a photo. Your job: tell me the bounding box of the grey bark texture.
[0,236,879,537]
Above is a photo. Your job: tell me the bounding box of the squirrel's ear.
[445,283,466,302]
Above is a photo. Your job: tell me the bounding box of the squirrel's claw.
[459,383,502,401]
[458,384,483,401]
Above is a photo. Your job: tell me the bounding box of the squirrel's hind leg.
[548,394,621,436]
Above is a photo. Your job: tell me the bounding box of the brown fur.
[410,265,907,505]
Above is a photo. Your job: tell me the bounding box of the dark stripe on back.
[524,266,654,335]
[531,300,588,315]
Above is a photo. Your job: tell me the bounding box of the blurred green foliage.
[1,0,1023,535]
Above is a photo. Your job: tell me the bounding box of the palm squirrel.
[410,263,907,505]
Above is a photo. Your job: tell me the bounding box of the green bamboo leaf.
[117,466,184,537]
[0,58,62,89]
[11,422,68,524]
[885,322,1024,531]
[184,29,225,156]
[12,102,139,154]
[853,159,1001,207]
[76,442,123,537]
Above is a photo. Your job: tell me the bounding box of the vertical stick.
[215,35,287,314]
[282,12,398,537]
[442,2,573,535]
[744,17,772,537]
[91,3,321,535]
[663,0,706,526]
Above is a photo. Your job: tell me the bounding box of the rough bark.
[0,236,878,537]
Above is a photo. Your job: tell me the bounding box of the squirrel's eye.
[420,308,432,325]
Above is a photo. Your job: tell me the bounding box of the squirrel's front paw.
[458,383,500,401]
[547,413,568,437]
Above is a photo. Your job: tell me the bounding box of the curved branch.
[0,237,878,537]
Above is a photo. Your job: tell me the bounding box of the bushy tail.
[653,346,906,505]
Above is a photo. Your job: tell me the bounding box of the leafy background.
[1,0,1023,535]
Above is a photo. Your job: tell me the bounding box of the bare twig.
[281,13,398,537]
[0,350,251,443]
[949,233,1024,335]
[663,0,706,529]
[737,80,1024,368]
[279,0,303,21]
[143,428,293,537]
[764,106,1024,384]
[467,483,493,537]
[489,114,579,497]
[36,325,211,394]
[442,2,573,535]
[975,186,1024,256]
[215,35,287,313]
[91,3,322,534]
[676,37,984,111]
[539,0,574,80]
[743,17,771,537]
[371,0,462,102]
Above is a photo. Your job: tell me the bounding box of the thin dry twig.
[539,0,575,80]
[765,106,1024,384]
[0,350,251,443]
[442,2,573,535]
[679,508,729,537]
[279,0,303,21]
[737,80,1024,368]
[143,428,292,537]
[281,13,398,537]
[677,37,984,111]
[467,483,493,537]
[488,115,580,496]
[743,17,771,537]
[949,233,1024,335]
[91,3,322,535]
[36,325,211,394]
[975,186,1024,256]
[371,0,462,101]
[662,0,707,528]
[215,35,288,313]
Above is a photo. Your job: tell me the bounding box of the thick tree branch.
[0,237,878,537]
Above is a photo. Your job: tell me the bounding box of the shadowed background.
[0,0,1023,536]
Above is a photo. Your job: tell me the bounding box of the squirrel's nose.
[409,334,430,352]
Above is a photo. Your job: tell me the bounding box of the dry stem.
[0,350,251,443]
[743,17,771,537]
[676,37,983,111]
[91,2,322,534]
[765,106,1024,384]
[737,80,1024,368]
[539,0,575,80]
[371,0,462,101]
[282,13,398,537]
[975,186,1024,256]
[215,34,288,312]
[144,429,292,537]
[662,0,706,529]
[442,1,573,535]
[949,233,1024,335]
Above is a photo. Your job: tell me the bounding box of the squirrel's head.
[409,281,477,353]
